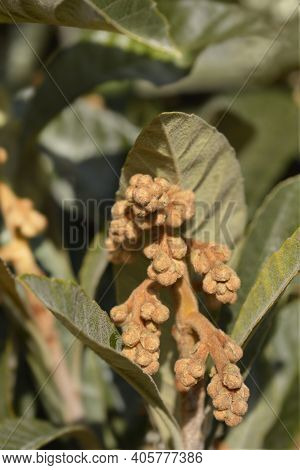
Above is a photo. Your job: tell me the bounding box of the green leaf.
[201,91,298,218]
[38,99,139,206]
[0,418,97,450]
[118,112,246,245]
[231,229,300,346]
[34,239,74,280]
[146,12,297,94]
[79,230,108,299]
[21,274,182,448]
[156,0,262,56]
[226,299,300,449]
[232,176,300,315]
[263,373,300,449]
[0,0,179,58]
[39,99,139,163]
[23,42,186,140]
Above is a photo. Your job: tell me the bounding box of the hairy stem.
[172,264,208,449]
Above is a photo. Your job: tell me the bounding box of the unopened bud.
[222,363,243,390]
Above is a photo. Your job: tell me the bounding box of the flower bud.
[122,323,142,347]
[140,331,160,352]
[224,340,243,363]
[110,304,128,323]
[222,363,243,390]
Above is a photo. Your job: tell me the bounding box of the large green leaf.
[0,418,97,450]
[231,229,300,346]
[79,230,108,299]
[232,177,300,315]
[38,99,139,205]
[156,0,262,56]
[21,274,182,448]
[39,99,139,163]
[118,112,246,245]
[201,91,298,217]
[226,299,300,449]
[23,42,186,140]
[143,10,297,94]
[0,0,179,58]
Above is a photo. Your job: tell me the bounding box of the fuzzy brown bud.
[122,323,142,347]
[110,304,128,324]
[222,363,243,390]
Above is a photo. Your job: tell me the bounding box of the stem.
[172,264,208,449]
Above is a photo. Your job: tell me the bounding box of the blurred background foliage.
[0,0,299,450]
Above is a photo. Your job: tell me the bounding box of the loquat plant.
[0,1,299,452]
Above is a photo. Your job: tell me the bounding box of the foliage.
[0,0,298,451]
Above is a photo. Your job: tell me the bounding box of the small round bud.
[191,249,211,274]
[135,345,153,367]
[231,398,248,416]
[151,304,169,323]
[222,363,243,390]
[224,411,242,427]
[140,332,160,352]
[213,392,232,411]
[226,274,241,291]
[168,236,187,259]
[122,323,142,347]
[180,371,197,388]
[111,200,128,218]
[152,251,172,273]
[140,302,155,320]
[125,186,134,201]
[143,242,159,259]
[154,177,170,191]
[236,383,250,401]
[133,187,152,206]
[110,304,128,323]
[216,291,237,304]
[211,264,231,282]
[188,360,205,379]
[203,272,217,294]
[224,341,243,363]
[174,358,190,375]
[143,360,159,375]
[122,346,136,361]
[207,374,223,399]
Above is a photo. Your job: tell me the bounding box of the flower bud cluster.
[105,174,196,263]
[144,235,187,286]
[6,198,47,238]
[110,286,169,375]
[191,242,240,304]
[207,369,249,427]
[105,199,140,264]
[125,174,170,229]
[203,264,241,304]
[174,355,206,392]
[206,336,247,427]
[0,182,47,239]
